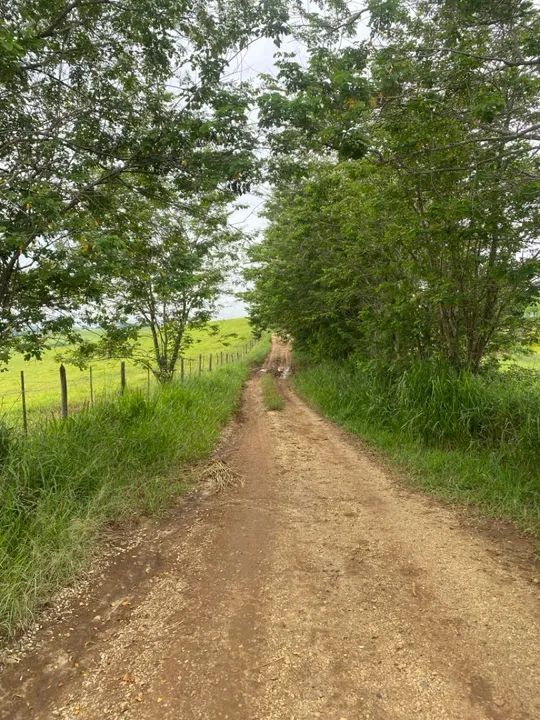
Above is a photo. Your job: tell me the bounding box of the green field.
[506,346,540,372]
[0,318,254,430]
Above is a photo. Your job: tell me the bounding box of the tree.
[0,0,293,364]
[70,196,242,382]
[251,0,540,371]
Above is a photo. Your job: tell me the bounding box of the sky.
[215,24,314,319]
[216,5,370,319]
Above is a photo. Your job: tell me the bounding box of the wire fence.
[0,338,258,434]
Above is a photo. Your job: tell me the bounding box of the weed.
[261,373,284,411]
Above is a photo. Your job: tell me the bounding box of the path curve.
[1,337,539,720]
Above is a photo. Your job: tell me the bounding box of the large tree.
[0,0,294,364]
[251,0,540,371]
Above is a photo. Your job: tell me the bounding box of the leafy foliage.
[73,199,243,382]
[250,0,540,372]
[0,0,293,363]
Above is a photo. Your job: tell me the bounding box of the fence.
[0,338,258,434]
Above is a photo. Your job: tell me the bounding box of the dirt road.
[1,338,539,720]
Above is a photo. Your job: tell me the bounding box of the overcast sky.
[216,7,371,319]
[216,36,281,319]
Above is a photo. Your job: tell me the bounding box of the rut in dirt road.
[1,338,539,720]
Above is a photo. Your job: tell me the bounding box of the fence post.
[89,365,94,406]
[181,357,185,382]
[199,354,202,376]
[209,353,213,372]
[220,351,223,366]
[60,364,68,419]
[147,367,151,398]
[189,358,193,377]
[20,370,28,435]
[120,361,126,395]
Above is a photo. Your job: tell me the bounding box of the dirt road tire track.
[1,338,539,719]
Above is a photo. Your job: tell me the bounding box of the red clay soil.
[0,337,539,720]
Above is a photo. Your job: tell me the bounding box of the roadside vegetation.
[248,2,540,535]
[0,318,254,429]
[261,373,284,411]
[294,360,540,536]
[0,337,269,638]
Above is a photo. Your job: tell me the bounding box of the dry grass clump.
[199,459,244,493]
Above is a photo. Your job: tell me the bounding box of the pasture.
[0,318,253,430]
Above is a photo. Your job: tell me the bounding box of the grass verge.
[260,373,284,411]
[293,359,540,539]
[0,337,270,638]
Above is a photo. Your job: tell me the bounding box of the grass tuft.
[261,373,284,411]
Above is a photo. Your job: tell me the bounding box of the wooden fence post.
[147,367,151,398]
[120,361,126,395]
[89,366,94,406]
[20,370,28,435]
[199,354,202,376]
[220,351,223,366]
[59,364,68,419]
[209,353,213,372]
[181,357,185,382]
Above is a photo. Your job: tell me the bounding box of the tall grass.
[260,373,284,411]
[0,338,270,638]
[294,359,540,536]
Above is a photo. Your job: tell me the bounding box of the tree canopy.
[0,0,296,363]
[2,0,539,375]
[249,0,540,372]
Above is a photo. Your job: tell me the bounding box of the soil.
[1,337,539,720]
